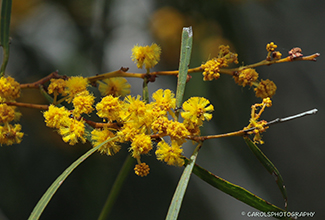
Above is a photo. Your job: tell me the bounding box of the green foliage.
[244,137,288,209]
[28,138,113,220]
[0,0,12,76]
[191,160,292,220]
[167,148,199,220]
[175,26,193,111]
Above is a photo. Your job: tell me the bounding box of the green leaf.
[28,138,113,220]
[191,161,294,220]
[244,137,288,209]
[0,0,12,76]
[167,27,194,219]
[166,147,199,220]
[175,27,193,115]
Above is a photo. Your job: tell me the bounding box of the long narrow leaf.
[28,139,112,220]
[0,0,12,76]
[191,161,294,220]
[166,148,199,220]
[175,26,193,111]
[244,137,288,209]
[166,28,194,220]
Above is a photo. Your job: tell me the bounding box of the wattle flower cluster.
[5,41,290,177]
[201,45,238,81]
[0,76,23,145]
[43,77,214,177]
[244,98,272,144]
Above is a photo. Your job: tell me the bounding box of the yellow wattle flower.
[72,92,95,117]
[0,76,20,102]
[98,77,131,97]
[43,105,70,129]
[181,97,214,127]
[130,133,152,158]
[254,79,277,99]
[156,140,184,167]
[64,76,89,103]
[91,127,121,156]
[59,118,86,145]
[131,43,161,69]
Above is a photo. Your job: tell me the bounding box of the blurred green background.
[0,0,324,219]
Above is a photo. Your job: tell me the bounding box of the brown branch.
[5,100,123,130]
[20,71,66,89]
[82,118,122,130]
[187,108,318,142]
[222,53,320,75]
[5,101,49,110]
[150,67,202,76]
[87,68,145,83]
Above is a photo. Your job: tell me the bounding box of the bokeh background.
[0,0,324,219]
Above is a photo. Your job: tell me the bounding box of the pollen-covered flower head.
[254,79,277,99]
[91,127,121,156]
[122,95,147,122]
[117,122,141,142]
[0,124,24,145]
[0,76,20,102]
[152,89,176,117]
[121,96,156,131]
[0,104,16,124]
[156,140,184,167]
[72,91,95,117]
[64,76,89,103]
[151,116,169,135]
[96,95,122,122]
[43,105,71,129]
[129,133,152,158]
[167,121,190,144]
[201,58,221,81]
[131,43,161,69]
[234,68,259,87]
[98,77,131,97]
[181,97,214,127]
[59,118,86,145]
[48,78,67,95]
[201,45,238,81]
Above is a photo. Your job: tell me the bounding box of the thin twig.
[87,68,145,83]
[220,53,320,76]
[20,71,66,89]
[5,101,49,110]
[5,101,121,129]
[265,108,318,127]
[189,108,318,142]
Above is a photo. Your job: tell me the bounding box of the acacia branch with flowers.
[3,41,319,147]
[0,14,319,219]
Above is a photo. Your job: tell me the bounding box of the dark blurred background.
[0,0,324,219]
